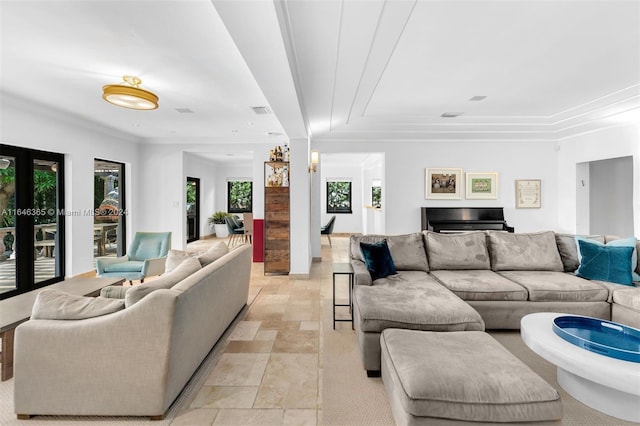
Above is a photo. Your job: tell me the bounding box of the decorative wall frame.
[425,168,462,199]
[466,172,498,199]
[515,179,541,208]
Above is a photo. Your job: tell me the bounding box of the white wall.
[314,140,560,235]
[1,93,141,276]
[558,122,640,236]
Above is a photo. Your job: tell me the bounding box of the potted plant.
[208,211,230,238]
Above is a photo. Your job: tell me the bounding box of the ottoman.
[380,329,563,425]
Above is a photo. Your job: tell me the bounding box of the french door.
[0,145,65,299]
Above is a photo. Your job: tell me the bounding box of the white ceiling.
[276,0,640,141]
[0,0,285,143]
[1,0,639,149]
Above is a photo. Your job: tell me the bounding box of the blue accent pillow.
[360,240,397,281]
[576,239,634,286]
[576,236,640,282]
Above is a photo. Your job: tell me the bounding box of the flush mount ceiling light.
[102,75,158,110]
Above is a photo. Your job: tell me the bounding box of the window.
[372,184,382,208]
[327,181,352,214]
[227,181,252,213]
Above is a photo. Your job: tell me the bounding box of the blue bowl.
[552,316,640,363]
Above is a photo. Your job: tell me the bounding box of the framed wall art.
[425,168,462,199]
[466,172,498,199]
[515,179,541,208]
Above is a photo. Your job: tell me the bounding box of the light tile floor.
[171,237,344,425]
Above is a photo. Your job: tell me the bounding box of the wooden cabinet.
[264,162,289,274]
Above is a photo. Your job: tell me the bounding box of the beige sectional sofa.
[13,243,252,419]
[350,231,640,375]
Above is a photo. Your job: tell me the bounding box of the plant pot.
[214,223,229,238]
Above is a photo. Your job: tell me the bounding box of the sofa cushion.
[125,257,201,307]
[353,272,485,333]
[350,233,429,272]
[612,287,640,310]
[488,231,563,271]
[103,260,144,273]
[555,233,605,272]
[380,329,563,423]
[425,231,490,270]
[100,285,128,299]
[166,242,230,272]
[430,270,528,301]
[576,239,634,286]
[197,241,230,266]
[360,240,397,280]
[32,289,125,320]
[498,271,609,302]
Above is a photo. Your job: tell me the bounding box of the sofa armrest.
[95,255,129,275]
[351,259,372,286]
[14,290,178,416]
[142,257,167,278]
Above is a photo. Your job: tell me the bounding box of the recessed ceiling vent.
[441,112,463,118]
[175,108,194,113]
[251,106,272,115]
[469,95,487,101]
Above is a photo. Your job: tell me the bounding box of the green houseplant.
[208,211,231,238]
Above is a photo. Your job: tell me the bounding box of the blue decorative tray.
[552,316,640,363]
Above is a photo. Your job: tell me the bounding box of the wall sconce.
[308,150,319,173]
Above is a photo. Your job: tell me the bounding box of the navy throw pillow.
[360,240,397,281]
[576,239,634,286]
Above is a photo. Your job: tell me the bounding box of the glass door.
[94,159,126,259]
[0,155,16,295]
[187,177,199,243]
[0,145,65,299]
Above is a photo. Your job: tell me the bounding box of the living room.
[0,0,639,424]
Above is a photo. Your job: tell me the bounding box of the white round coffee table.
[521,312,640,423]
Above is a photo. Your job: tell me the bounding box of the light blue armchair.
[96,232,171,284]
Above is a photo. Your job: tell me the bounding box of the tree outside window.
[372,185,382,208]
[327,181,352,214]
[228,181,252,213]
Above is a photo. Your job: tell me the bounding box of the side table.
[332,262,354,330]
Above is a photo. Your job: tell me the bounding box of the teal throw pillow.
[576,239,634,286]
[576,236,640,282]
[360,239,397,281]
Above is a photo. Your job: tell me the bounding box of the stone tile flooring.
[171,237,344,425]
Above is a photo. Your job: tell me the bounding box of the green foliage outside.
[228,181,252,213]
[187,182,197,204]
[0,166,57,232]
[327,181,352,213]
[372,186,382,208]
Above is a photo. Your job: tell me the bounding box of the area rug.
[0,287,261,426]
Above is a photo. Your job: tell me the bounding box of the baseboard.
[200,233,217,240]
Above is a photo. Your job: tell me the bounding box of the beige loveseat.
[13,244,252,419]
[350,231,640,375]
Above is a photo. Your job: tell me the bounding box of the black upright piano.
[421,207,514,233]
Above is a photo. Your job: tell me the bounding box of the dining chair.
[242,213,253,244]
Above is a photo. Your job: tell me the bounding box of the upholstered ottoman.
[380,329,563,425]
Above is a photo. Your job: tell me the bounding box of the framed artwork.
[425,168,462,199]
[466,172,498,199]
[515,179,541,208]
